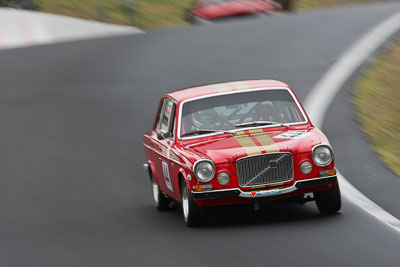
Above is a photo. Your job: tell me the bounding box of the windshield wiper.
[234,121,289,128]
[182,128,232,137]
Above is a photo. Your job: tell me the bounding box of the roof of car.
[165,79,290,102]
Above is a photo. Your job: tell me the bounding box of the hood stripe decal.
[230,81,250,90]
[212,81,252,93]
[233,131,280,157]
[233,135,262,156]
[253,133,280,153]
[213,83,232,93]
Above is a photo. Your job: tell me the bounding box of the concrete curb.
[0,7,143,50]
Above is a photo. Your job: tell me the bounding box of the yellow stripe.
[251,183,284,190]
[269,182,284,187]
[253,133,280,153]
[213,84,232,92]
[235,130,246,136]
[229,81,250,90]
[234,135,262,156]
[248,129,263,134]
[251,182,284,190]
[250,185,265,190]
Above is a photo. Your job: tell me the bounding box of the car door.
[153,98,177,197]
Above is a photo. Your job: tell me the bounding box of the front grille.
[236,153,293,187]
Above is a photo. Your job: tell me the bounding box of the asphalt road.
[1,3,400,266]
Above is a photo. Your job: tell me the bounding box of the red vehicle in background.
[187,0,282,23]
[143,80,341,226]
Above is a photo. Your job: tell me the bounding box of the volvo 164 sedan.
[143,80,341,226]
[187,0,281,23]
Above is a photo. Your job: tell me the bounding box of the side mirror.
[157,131,167,140]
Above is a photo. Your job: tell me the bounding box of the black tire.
[150,175,170,211]
[314,182,342,215]
[181,180,205,227]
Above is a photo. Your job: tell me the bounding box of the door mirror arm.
[157,131,168,140]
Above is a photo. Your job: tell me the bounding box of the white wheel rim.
[182,186,189,222]
[152,179,159,206]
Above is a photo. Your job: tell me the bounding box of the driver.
[193,109,218,130]
[253,103,282,122]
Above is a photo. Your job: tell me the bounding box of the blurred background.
[0,0,382,28]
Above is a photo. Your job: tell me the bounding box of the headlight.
[217,172,230,185]
[300,161,313,174]
[193,160,216,182]
[312,145,333,167]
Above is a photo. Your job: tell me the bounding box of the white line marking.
[338,171,400,229]
[0,7,143,50]
[305,10,400,232]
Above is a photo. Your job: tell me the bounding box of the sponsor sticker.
[161,160,173,191]
[255,189,281,197]
[273,131,311,139]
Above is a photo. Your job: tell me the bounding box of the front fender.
[146,160,162,187]
[177,167,192,201]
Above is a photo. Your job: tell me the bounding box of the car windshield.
[180,89,306,137]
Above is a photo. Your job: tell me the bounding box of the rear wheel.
[151,176,170,211]
[314,182,341,214]
[181,181,205,227]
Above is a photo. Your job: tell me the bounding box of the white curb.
[305,10,400,232]
[0,7,143,50]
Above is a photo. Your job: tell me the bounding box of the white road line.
[0,8,143,50]
[305,10,400,232]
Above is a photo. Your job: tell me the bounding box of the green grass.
[354,38,400,176]
[35,0,383,29]
[36,0,194,29]
[293,0,377,10]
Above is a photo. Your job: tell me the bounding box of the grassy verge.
[353,37,400,176]
[293,0,377,10]
[34,0,383,29]
[36,0,194,29]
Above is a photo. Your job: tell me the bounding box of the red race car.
[188,0,282,23]
[143,80,341,226]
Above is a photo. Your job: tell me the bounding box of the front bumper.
[192,175,337,200]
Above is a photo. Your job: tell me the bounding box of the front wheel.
[151,176,170,211]
[314,182,341,214]
[181,181,205,227]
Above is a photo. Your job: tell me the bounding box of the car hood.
[183,127,323,164]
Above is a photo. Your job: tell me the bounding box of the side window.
[156,98,176,137]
